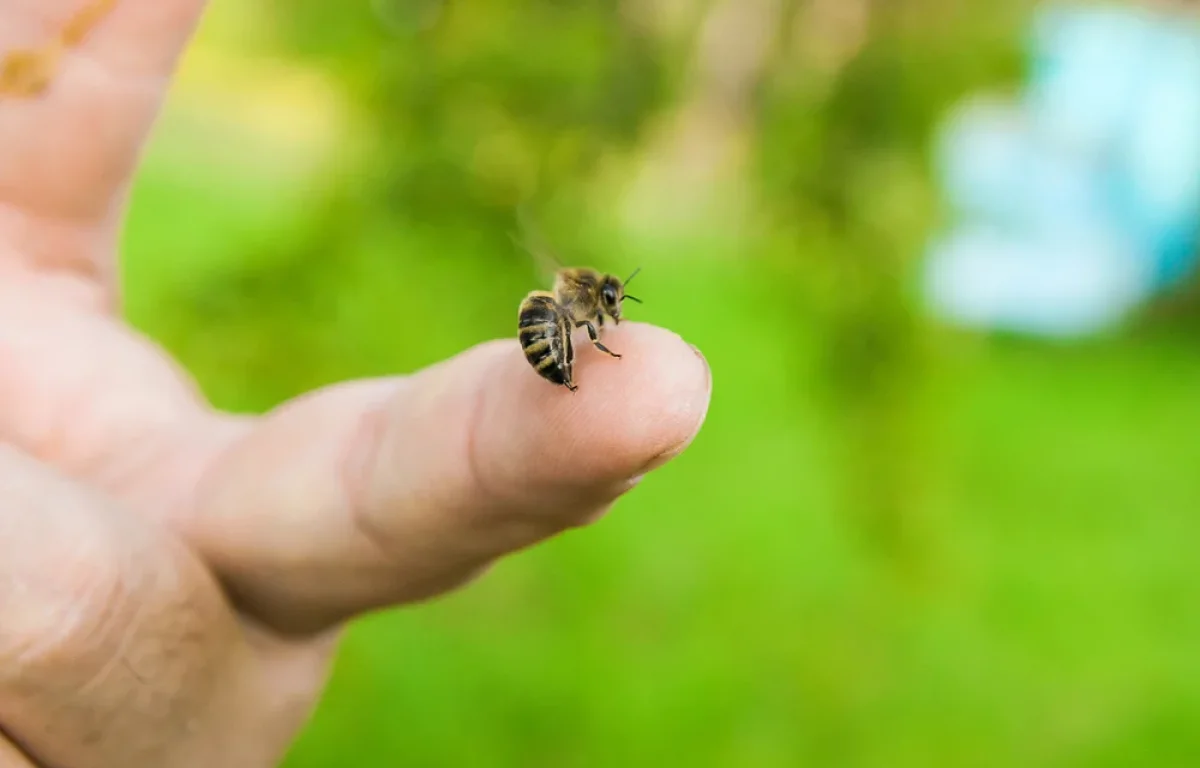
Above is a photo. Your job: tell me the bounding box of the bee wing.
[510,204,564,285]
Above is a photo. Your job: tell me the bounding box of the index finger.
[0,0,207,242]
[186,322,712,635]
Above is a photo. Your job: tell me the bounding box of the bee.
[518,266,643,392]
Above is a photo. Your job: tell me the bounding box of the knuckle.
[0,513,142,687]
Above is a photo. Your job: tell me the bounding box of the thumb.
[186,323,712,635]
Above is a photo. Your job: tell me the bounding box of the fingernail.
[690,343,710,376]
[690,343,712,411]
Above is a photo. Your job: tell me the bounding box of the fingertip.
[566,322,711,475]
[474,322,711,507]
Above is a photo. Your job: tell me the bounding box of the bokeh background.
[120,0,1200,765]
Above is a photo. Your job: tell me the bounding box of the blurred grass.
[118,0,1200,765]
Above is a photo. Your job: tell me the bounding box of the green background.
[120,0,1200,765]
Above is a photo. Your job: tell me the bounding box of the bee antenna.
[624,266,642,285]
[624,294,643,304]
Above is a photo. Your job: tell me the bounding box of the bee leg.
[576,320,621,358]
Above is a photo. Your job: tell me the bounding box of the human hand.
[0,3,712,766]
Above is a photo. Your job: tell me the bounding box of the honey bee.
[518,266,643,392]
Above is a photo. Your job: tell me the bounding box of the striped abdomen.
[518,291,575,390]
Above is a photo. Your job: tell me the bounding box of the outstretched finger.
[187,322,712,635]
[1,0,209,251]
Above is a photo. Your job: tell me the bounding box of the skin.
[0,2,712,767]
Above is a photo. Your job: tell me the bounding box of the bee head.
[601,267,641,323]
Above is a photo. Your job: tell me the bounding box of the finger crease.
[74,576,149,697]
[10,542,128,674]
[0,203,107,289]
[342,391,405,560]
[463,374,511,513]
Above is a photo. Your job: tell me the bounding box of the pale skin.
[0,2,712,766]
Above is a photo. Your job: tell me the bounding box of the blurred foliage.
[121,0,1200,765]
[273,0,672,228]
[750,0,1027,570]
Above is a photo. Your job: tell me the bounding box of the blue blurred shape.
[923,2,1200,336]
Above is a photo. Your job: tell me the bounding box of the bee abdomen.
[519,293,559,326]
[519,323,563,378]
[518,292,573,388]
